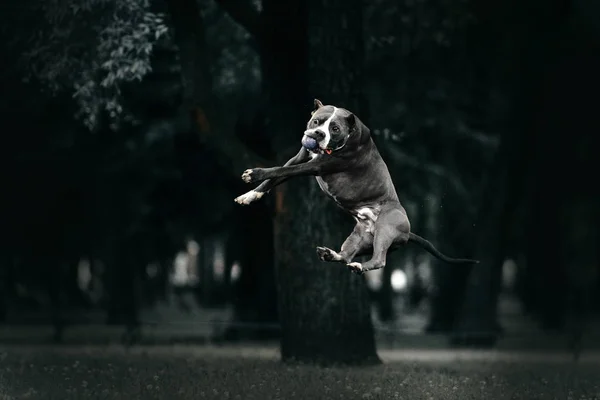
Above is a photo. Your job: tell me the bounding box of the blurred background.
[1,0,599,363]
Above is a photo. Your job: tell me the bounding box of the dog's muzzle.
[303,130,332,154]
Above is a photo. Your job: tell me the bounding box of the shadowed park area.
[2,0,600,397]
[2,346,600,400]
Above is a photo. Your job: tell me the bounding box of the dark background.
[1,0,600,368]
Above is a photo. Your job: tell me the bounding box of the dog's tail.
[408,233,479,264]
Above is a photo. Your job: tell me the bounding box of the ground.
[1,346,600,400]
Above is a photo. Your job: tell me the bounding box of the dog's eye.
[332,125,339,132]
[312,120,319,126]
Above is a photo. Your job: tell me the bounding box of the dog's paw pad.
[234,190,264,205]
[241,169,253,183]
[346,262,364,275]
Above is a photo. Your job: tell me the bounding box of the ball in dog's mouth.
[301,135,319,151]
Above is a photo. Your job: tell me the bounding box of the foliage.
[17,0,169,131]
[200,0,261,97]
[366,0,479,133]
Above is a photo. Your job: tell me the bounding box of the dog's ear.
[311,99,324,115]
[345,113,357,131]
[346,112,371,143]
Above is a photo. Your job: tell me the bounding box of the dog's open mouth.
[302,135,332,154]
[308,145,332,155]
[317,147,333,154]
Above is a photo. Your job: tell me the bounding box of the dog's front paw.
[346,262,364,275]
[316,246,341,262]
[241,169,254,183]
[241,168,265,183]
[234,190,264,205]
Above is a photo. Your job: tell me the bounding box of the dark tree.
[206,0,379,364]
[265,0,379,365]
[453,0,576,344]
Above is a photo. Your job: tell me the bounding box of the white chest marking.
[354,207,379,234]
[304,106,338,149]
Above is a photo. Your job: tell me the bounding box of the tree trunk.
[200,0,379,363]
[425,204,473,333]
[105,242,140,328]
[528,163,566,331]
[0,256,12,323]
[167,0,282,339]
[260,0,379,365]
[529,34,600,332]
[168,0,269,175]
[452,0,571,345]
[222,204,278,341]
[274,183,379,365]
[376,255,395,322]
[165,0,212,119]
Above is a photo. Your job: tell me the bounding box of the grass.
[1,345,600,399]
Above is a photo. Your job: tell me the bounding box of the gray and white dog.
[234,99,478,274]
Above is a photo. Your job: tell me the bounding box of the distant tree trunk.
[528,37,600,332]
[527,164,566,331]
[261,0,379,365]
[168,0,280,339]
[165,0,212,125]
[222,204,278,341]
[426,205,473,333]
[452,0,571,345]
[105,242,140,329]
[45,258,67,342]
[0,257,11,323]
[451,68,535,345]
[376,256,394,322]
[452,140,521,345]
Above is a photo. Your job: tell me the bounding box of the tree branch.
[214,0,263,40]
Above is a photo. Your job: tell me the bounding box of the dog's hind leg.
[346,207,409,275]
[316,223,373,264]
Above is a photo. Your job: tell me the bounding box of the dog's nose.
[305,129,325,140]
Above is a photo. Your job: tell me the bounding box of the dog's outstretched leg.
[317,223,373,264]
[234,189,266,205]
[235,147,309,205]
[316,246,345,262]
[347,208,408,275]
[241,152,346,184]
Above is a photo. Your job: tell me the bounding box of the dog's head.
[302,99,370,155]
